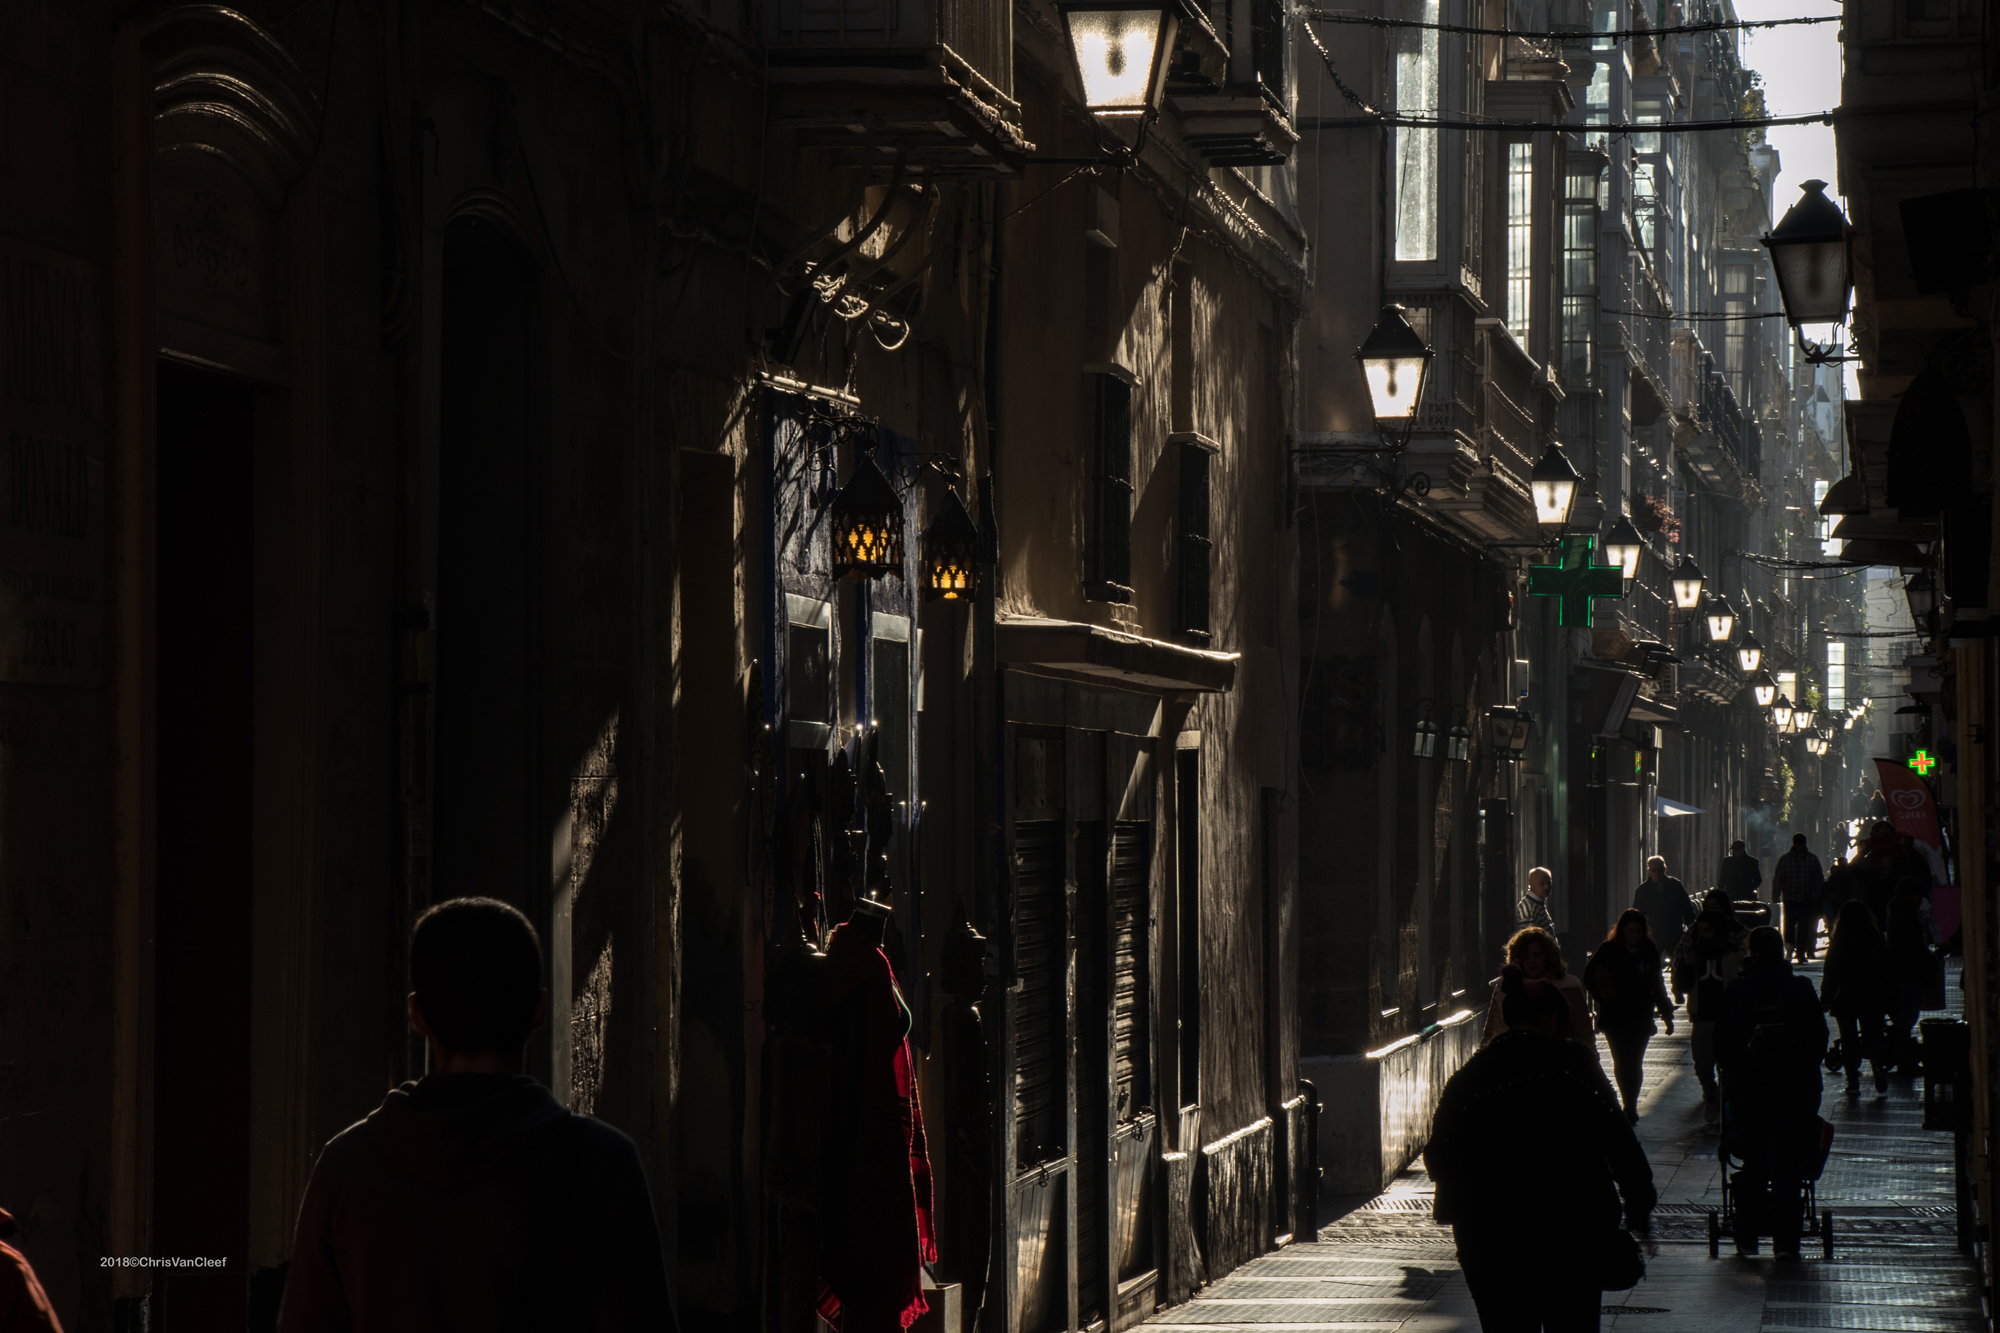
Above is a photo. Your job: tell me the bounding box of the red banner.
[1874,757,1951,890]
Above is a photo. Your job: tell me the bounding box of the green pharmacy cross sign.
[1527,534,1628,628]
[1910,749,1937,776]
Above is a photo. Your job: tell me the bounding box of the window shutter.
[1088,374,1133,601]
[1177,441,1213,644]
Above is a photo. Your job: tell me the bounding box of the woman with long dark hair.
[1583,909,1675,1122]
[1820,898,1892,1094]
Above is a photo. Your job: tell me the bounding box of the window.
[1633,98,1664,154]
[1177,440,1215,644]
[1391,0,1440,262]
[1722,266,1750,400]
[1561,171,1599,385]
[1828,640,1847,712]
[784,594,834,748]
[1088,372,1133,601]
[1815,478,1839,556]
[1506,143,1534,343]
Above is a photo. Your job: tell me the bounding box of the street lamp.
[1705,597,1736,643]
[1056,1,1181,117]
[1603,514,1645,582]
[1670,554,1705,611]
[1906,570,1938,623]
[1529,443,1582,530]
[1412,699,1439,759]
[1446,708,1472,762]
[1355,305,1433,424]
[1762,180,1852,327]
[1736,632,1763,675]
[1751,669,1778,708]
[831,453,906,581]
[1772,693,1795,731]
[921,487,981,601]
[1795,705,1816,732]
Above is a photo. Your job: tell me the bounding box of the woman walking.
[1820,898,1892,1094]
[1884,876,1937,1066]
[1584,910,1676,1122]
[1428,965,1657,1331]
[1480,925,1594,1049]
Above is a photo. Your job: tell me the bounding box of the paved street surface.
[1142,960,1985,1331]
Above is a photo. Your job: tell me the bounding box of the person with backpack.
[1820,899,1893,1094]
[279,897,679,1333]
[1426,965,1656,1331]
[1671,890,1749,1124]
[1716,926,1829,1260]
[1583,910,1676,1123]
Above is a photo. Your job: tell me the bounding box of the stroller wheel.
[1707,1209,1720,1258]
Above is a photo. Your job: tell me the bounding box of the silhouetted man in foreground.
[280,897,677,1332]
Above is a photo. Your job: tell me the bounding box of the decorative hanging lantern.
[1355,304,1434,423]
[1412,700,1438,759]
[1794,705,1816,733]
[1602,514,1645,583]
[1751,669,1777,708]
[831,452,905,581]
[1737,632,1763,675]
[1772,693,1794,731]
[920,487,980,601]
[1529,443,1582,529]
[1705,597,1736,643]
[1670,554,1705,610]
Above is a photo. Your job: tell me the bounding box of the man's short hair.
[1730,840,1746,853]
[1646,855,1666,871]
[1747,925,1784,960]
[1527,866,1552,886]
[1792,833,1808,847]
[411,897,544,1055]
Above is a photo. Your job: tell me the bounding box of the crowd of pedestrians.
[1433,824,1953,1331]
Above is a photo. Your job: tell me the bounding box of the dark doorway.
[154,359,257,1328]
[433,217,542,921]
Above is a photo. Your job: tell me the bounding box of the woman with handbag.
[1427,965,1656,1331]
[1820,899,1893,1094]
[1583,910,1677,1123]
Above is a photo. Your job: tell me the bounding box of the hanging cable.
[1303,10,1838,39]
[1300,108,1839,131]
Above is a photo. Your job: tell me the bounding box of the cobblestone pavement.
[1143,960,1986,1331]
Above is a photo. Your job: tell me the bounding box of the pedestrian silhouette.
[279,897,678,1332]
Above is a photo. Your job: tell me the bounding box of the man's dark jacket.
[1425,1031,1655,1260]
[1716,956,1829,1104]
[279,1074,677,1333]
[1634,875,1695,955]
[1718,852,1763,900]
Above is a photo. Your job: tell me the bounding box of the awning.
[996,615,1239,693]
[1655,796,1704,817]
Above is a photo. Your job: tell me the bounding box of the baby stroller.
[1705,1096,1836,1258]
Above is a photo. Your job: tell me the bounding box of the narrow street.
[1143,964,1983,1331]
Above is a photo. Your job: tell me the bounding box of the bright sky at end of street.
[1731,0,1855,391]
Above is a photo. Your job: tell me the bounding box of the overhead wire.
[1303,10,1839,39]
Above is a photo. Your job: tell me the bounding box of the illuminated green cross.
[1910,749,1937,775]
[1527,534,1627,628]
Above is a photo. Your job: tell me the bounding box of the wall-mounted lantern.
[1445,708,1472,762]
[832,453,905,581]
[1705,597,1736,644]
[1762,179,1853,327]
[1603,514,1645,583]
[1412,698,1438,759]
[1670,555,1705,611]
[1772,693,1795,731]
[921,487,980,601]
[1906,570,1938,623]
[1486,705,1534,759]
[1751,669,1777,708]
[1355,304,1433,424]
[1056,0,1181,117]
[1529,443,1582,530]
[1736,631,1763,675]
[1794,705,1816,733]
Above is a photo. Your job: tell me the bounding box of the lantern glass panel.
[1772,695,1794,729]
[1062,6,1174,114]
[1362,354,1429,420]
[1738,640,1762,674]
[1770,236,1850,326]
[1531,475,1577,528]
[1671,570,1704,610]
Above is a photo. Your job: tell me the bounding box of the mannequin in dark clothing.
[1427,965,1655,1331]
[280,897,678,1333]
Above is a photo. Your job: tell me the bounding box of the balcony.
[1163,19,1297,167]
[765,0,1031,175]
